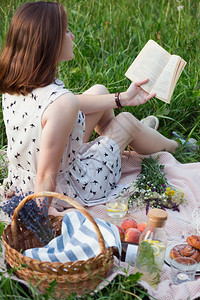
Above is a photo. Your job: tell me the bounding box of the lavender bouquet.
[0,190,54,244]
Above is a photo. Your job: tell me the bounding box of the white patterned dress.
[2,79,121,208]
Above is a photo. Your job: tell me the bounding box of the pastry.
[186,235,200,250]
[169,243,200,263]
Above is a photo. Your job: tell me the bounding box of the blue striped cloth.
[23,211,121,262]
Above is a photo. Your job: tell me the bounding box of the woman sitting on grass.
[0,1,181,210]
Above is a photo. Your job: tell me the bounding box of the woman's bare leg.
[82,84,179,154]
[101,112,178,155]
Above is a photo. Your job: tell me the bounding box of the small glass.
[106,194,129,218]
[170,257,197,285]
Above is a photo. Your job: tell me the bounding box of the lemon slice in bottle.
[146,240,165,253]
[151,245,160,256]
[151,240,166,250]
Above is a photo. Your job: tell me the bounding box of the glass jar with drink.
[133,208,168,288]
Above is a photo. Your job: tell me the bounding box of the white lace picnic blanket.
[49,151,200,300]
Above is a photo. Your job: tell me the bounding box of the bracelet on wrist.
[115,92,123,111]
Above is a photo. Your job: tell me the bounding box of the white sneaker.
[140,116,159,130]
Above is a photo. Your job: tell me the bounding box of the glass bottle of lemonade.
[133,208,168,288]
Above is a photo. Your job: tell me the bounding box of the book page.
[172,58,187,89]
[125,40,171,94]
[150,55,182,103]
[167,58,186,102]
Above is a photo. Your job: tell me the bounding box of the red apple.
[121,218,138,231]
[116,225,124,241]
[124,228,141,244]
[138,222,147,233]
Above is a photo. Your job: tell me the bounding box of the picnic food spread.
[169,235,200,263]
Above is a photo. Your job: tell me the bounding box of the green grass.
[0,267,154,299]
[0,0,200,298]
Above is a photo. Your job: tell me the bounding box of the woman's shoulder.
[42,83,80,120]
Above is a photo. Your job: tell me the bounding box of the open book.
[125,40,186,103]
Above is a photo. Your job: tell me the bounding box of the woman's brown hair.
[0,2,67,95]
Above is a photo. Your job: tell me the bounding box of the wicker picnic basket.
[2,191,114,297]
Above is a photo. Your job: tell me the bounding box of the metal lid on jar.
[148,208,168,228]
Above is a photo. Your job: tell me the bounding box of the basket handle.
[11,191,106,253]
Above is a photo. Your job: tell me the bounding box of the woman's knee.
[83,84,109,95]
[106,112,141,145]
[116,112,140,130]
[101,112,141,152]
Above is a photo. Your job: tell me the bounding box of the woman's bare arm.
[76,80,156,114]
[34,93,79,197]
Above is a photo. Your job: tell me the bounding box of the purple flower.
[146,200,150,215]
[1,189,54,244]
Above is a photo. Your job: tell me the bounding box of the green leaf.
[0,222,5,238]
[127,272,143,282]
